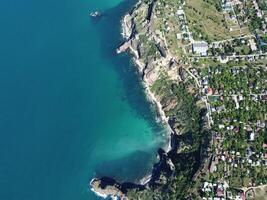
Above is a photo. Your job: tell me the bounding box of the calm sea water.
[0,0,166,200]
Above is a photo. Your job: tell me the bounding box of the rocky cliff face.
[118,0,179,87]
[91,1,210,199]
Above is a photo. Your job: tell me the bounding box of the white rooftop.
[192,41,208,56]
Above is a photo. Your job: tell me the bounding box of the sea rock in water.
[90,177,125,198]
[90,177,145,199]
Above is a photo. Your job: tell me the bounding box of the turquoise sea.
[0,0,166,199]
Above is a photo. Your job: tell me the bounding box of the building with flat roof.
[192,42,208,56]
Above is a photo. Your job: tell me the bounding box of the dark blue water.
[0,0,166,200]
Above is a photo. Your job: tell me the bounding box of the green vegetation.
[249,15,263,32]
[257,0,267,10]
[119,0,267,198]
[138,34,162,62]
[127,74,209,199]
[184,0,233,41]
[151,74,202,137]
[201,65,267,187]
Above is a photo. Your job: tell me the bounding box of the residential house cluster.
[194,65,267,196]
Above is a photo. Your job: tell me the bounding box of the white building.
[192,42,209,56]
[250,132,255,141]
[249,39,257,51]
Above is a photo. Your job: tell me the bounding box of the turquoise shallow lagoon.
[0,0,166,200]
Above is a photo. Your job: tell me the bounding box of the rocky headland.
[90,0,211,199]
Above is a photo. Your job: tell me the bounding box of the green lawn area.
[184,0,236,41]
[254,186,267,200]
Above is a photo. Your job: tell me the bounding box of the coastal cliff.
[91,0,211,199]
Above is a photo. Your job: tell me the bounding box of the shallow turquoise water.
[0,0,166,200]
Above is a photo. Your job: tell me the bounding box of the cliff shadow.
[94,150,157,182]
[92,0,165,135]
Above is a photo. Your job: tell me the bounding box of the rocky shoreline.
[90,145,176,199]
[119,2,172,130]
[90,1,176,199]
[90,0,209,199]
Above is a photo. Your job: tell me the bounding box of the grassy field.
[184,0,239,41]
[254,186,267,200]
